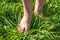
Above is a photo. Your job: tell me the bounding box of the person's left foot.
[34,8,42,15]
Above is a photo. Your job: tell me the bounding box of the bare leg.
[34,0,45,14]
[18,0,32,34]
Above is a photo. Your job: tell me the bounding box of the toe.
[18,25,24,33]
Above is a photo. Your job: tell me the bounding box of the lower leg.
[18,0,32,34]
[34,0,45,14]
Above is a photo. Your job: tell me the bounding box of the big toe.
[18,26,24,33]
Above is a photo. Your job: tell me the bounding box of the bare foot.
[18,16,31,34]
[34,11,45,19]
[34,10,42,15]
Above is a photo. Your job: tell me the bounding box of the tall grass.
[0,0,60,40]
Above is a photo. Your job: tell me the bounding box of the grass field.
[0,0,60,40]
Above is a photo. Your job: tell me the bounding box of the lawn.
[0,0,60,40]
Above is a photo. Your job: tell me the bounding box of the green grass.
[0,0,60,40]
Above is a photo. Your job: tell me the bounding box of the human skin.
[34,0,45,14]
[18,0,45,34]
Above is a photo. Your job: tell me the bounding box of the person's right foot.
[18,16,31,34]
